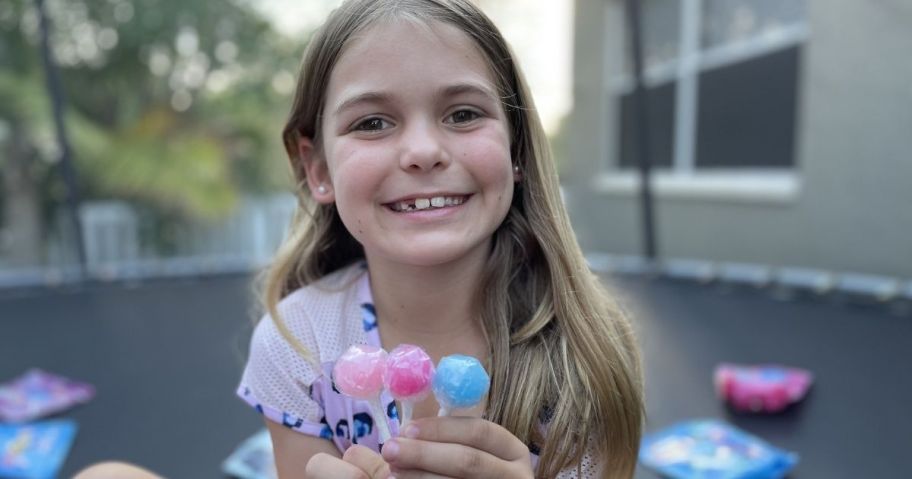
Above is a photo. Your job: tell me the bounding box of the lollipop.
[432,354,490,416]
[332,344,392,443]
[384,344,435,429]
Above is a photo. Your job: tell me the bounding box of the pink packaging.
[714,363,813,414]
[384,344,434,401]
[332,345,392,443]
[384,344,434,428]
[0,369,95,423]
[333,345,388,400]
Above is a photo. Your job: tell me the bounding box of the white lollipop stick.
[368,398,391,443]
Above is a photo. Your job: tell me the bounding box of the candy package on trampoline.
[640,419,798,479]
[0,369,95,423]
[0,420,78,479]
[714,363,813,413]
[222,428,276,479]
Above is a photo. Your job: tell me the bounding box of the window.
[612,0,807,173]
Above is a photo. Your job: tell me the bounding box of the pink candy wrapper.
[332,345,392,443]
[384,344,434,402]
[714,363,813,413]
[384,344,435,428]
[0,369,95,423]
[333,345,388,400]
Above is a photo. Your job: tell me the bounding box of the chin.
[396,250,473,268]
[372,241,491,269]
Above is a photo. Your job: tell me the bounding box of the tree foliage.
[0,0,306,223]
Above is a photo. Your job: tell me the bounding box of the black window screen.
[696,46,801,168]
[618,81,676,169]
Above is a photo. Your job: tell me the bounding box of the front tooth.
[414,198,431,209]
[430,197,445,207]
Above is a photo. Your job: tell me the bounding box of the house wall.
[565,0,912,277]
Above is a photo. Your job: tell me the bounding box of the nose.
[399,120,450,172]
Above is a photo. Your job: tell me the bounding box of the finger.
[382,438,524,479]
[304,452,376,479]
[343,445,392,479]
[390,468,454,479]
[400,417,528,461]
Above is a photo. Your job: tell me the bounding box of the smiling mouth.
[385,195,469,212]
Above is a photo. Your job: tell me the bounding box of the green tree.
[0,0,306,266]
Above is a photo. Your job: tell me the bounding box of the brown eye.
[448,109,480,124]
[355,118,388,131]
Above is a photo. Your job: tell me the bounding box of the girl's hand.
[305,445,392,479]
[381,416,534,478]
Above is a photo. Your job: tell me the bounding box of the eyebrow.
[332,82,500,117]
[436,82,500,103]
[333,91,395,117]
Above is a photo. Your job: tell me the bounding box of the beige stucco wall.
[564,0,912,278]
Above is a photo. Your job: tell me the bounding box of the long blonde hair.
[262,1,644,476]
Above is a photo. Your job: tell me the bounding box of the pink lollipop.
[384,344,435,429]
[332,344,391,442]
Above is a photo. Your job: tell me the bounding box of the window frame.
[599,0,809,201]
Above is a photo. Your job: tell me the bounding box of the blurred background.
[0,0,572,284]
[566,0,912,286]
[1,0,910,477]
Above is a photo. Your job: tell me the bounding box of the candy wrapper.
[433,354,489,416]
[0,420,78,479]
[384,344,435,429]
[333,344,392,443]
[640,419,798,479]
[333,344,491,438]
[714,363,813,413]
[222,429,277,479]
[0,369,95,423]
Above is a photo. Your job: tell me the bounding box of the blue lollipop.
[433,354,490,416]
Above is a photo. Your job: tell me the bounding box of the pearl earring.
[317,185,327,194]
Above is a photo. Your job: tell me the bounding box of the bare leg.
[73,461,164,479]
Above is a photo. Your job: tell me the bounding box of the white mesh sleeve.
[237,312,325,433]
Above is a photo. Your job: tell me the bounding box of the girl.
[240,0,644,478]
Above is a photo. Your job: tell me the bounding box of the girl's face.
[308,20,515,268]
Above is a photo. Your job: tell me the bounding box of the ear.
[299,137,335,204]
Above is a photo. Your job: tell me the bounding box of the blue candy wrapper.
[639,419,797,479]
[222,429,276,479]
[0,420,78,479]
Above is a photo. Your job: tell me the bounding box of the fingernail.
[383,439,399,460]
[403,424,419,438]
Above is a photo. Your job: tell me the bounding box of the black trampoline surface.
[1,273,910,478]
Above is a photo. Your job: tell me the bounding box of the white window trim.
[592,170,801,204]
[601,0,809,202]
[606,21,810,92]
